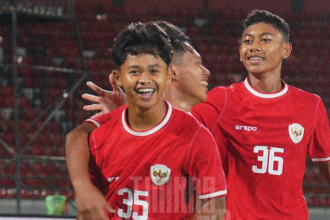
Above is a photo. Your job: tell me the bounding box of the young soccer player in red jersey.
[68,21,226,220]
[191,10,330,220]
[66,21,215,220]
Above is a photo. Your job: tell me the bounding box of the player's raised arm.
[193,197,226,220]
[82,72,126,117]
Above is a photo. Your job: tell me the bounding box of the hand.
[82,73,126,117]
[75,182,116,220]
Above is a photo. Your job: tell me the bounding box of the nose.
[138,72,152,84]
[202,65,210,77]
[249,40,261,52]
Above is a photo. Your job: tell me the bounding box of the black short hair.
[154,21,191,52]
[112,22,173,69]
[243,9,290,42]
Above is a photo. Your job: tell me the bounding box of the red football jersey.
[192,78,330,220]
[89,102,227,220]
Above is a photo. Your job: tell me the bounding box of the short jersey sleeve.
[185,125,227,199]
[309,98,330,162]
[191,87,226,132]
[85,113,113,128]
[85,105,127,128]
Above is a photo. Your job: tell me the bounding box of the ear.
[282,42,292,59]
[166,66,174,83]
[169,64,179,82]
[112,70,123,87]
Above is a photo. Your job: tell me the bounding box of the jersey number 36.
[252,146,284,175]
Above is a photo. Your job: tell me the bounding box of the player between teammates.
[69,10,330,220]
[67,21,227,220]
[66,21,215,220]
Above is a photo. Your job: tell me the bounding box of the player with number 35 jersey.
[84,21,227,220]
[89,103,227,220]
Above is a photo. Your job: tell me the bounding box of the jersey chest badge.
[289,123,304,144]
[150,164,171,186]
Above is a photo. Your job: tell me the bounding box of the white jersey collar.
[244,78,288,98]
[122,101,172,136]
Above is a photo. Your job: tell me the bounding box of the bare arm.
[65,123,115,220]
[66,123,95,188]
[82,73,126,117]
[318,160,330,185]
[192,197,226,220]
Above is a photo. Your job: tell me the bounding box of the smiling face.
[239,22,292,77]
[114,53,171,111]
[172,43,210,104]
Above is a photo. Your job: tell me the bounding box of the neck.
[164,83,196,112]
[248,73,283,93]
[167,98,192,112]
[126,101,167,131]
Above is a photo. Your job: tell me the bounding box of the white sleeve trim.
[198,189,227,200]
[311,156,330,162]
[85,118,101,128]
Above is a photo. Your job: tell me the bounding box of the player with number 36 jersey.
[192,78,330,219]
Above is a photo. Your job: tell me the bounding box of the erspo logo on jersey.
[108,177,119,183]
[235,125,257,132]
[150,164,171,186]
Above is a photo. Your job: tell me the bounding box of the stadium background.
[0,0,329,219]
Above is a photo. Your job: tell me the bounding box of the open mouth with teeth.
[200,81,208,87]
[248,57,264,61]
[136,88,156,98]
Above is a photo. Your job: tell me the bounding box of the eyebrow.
[243,32,274,38]
[127,64,161,69]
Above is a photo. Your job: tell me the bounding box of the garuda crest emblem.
[150,164,171,186]
[289,123,304,144]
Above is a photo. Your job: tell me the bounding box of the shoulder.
[287,85,323,103]
[284,85,329,120]
[207,82,243,101]
[171,107,204,130]
[85,105,127,128]
[207,86,227,97]
[172,108,214,139]
[172,107,199,123]
[93,106,126,131]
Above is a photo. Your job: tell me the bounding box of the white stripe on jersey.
[198,189,227,200]
[86,118,101,128]
[244,78,288,98]
[122,102,173,136]
[311,156,330,162]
